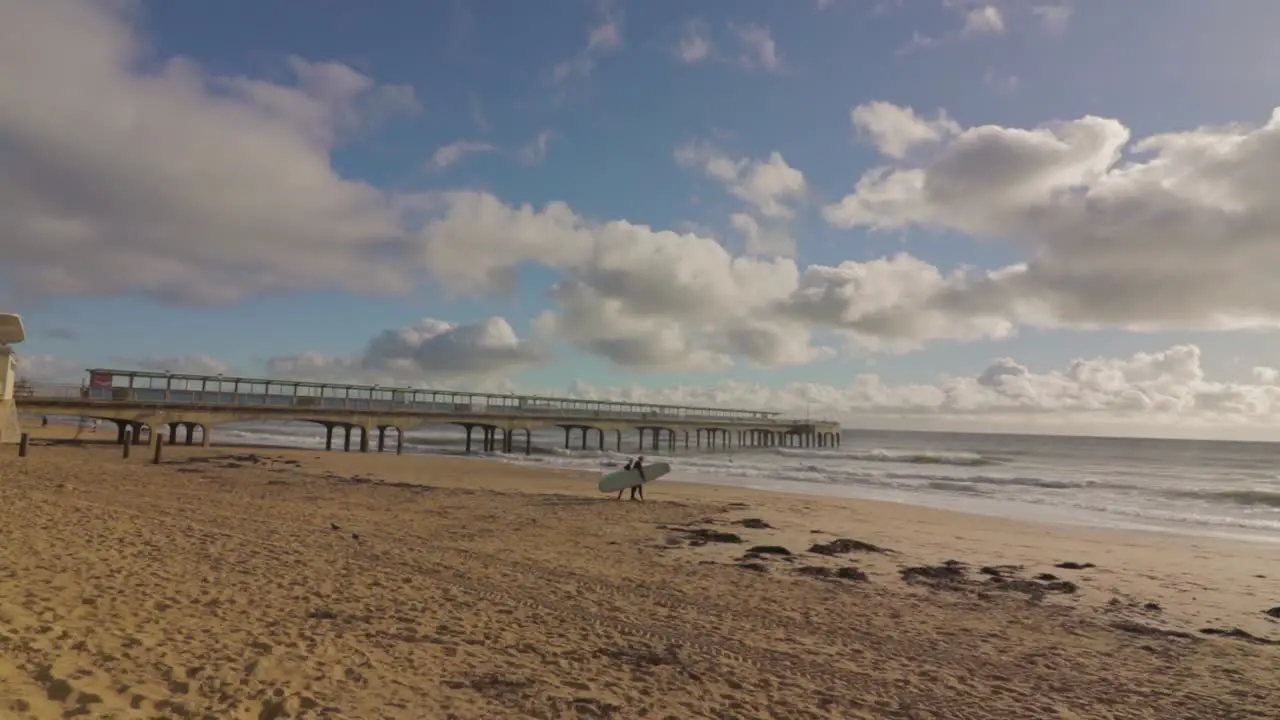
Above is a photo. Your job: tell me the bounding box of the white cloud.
[22,342,1280,436]
[733,24,783,74]
[1253,366,1279,384]
[675,142,806,220]
[15,3,1280,383]
[1032,4,1073,34]
[0,0,422,305]
[9,354,85,383]
[896,31,937,55]
[824,101,1280,337]
[962,6,1006,36]
[566,343,1280,437]
[676,21,714,64]
[131,355,231,376]
[519,130,555,165]
[267,317,545,382]
[551,13,623,84]
[13,353,228,382]
[730,213,794,257]
[850,101,962,159]
[429,140,496,170]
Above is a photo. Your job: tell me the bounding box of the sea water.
[194,422,1280,543]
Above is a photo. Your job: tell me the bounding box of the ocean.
[199,421,1280,543]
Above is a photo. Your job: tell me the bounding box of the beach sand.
[1,432,1278,719]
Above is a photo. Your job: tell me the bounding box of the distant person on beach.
[630,456,647,501]
[616,458,633,500]
[615,456,647,501]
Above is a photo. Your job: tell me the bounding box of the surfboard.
[598,462,671,493]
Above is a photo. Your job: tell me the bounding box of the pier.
[15,369,842,454]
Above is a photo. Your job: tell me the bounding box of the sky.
[5,0,1280,438]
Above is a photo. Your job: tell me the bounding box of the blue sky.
[5,0,1280,432]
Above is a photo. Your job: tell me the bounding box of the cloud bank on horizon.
[4,0,1280,436]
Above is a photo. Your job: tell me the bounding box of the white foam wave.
[194,425,1280,540]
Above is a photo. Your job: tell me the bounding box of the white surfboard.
[598,462,671,493]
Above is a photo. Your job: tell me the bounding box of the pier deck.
[15,369,841,454]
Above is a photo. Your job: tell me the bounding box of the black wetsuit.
[616,460,634,500]
[630,459,646,500]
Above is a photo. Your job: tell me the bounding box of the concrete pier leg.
[168,424,178,444]
[116,421,127,445]
[669,430,675,451]
[396,429,404,455]
[200,425,212,448]
[637,428,644,452]
[695,429,701,448]
[359,426,369,453]
[132,423,146,445]
[684,431,689,450]
[651,431,659,452]
[525,429,533,455]
[325,424,334,451]
[343,426,352,452]
[464,425,474,454]
[580,427,588,450]
[597,429,604,451]
[184,423,195,445]
[614,430,621,453]
[564,427,571,450]
[377,427,386,452]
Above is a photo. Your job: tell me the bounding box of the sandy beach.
[2,431,1278,719]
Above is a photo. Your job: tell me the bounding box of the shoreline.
[2,440,1277,717]
[24,420,1280,547]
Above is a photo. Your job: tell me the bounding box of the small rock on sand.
[681,528,744,544]
[808,538,889,556]
[746,545,791,556]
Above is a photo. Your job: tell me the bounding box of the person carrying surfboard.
[629,456,647,501]
[614,456,647,501]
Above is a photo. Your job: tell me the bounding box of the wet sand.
[1,435,1277,719]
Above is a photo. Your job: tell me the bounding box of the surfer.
[629,456,647,501]
[614,456,647,501]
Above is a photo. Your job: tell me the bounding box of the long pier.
[15,369,842,455]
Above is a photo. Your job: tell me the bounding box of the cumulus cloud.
[961,6,1005,35]
[568,344,1280,437]
[429,140,496,170]
[823,101,1280,338]
[21,343,1280,436]
[551,11,623,84]
[676,21,713,64]
[9,354,85,383]
[131,355,232,376]
[12,353,229,382]
[674,142,806,220]
[1032,4,1073,34]
[850,101,961,159]
[732,24,783,74]
[0,0,421,305]
[267,317,545,382]
[519,130,554,165]
[14,3,1280,380]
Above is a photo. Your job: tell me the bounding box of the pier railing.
[16,383,830,427]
